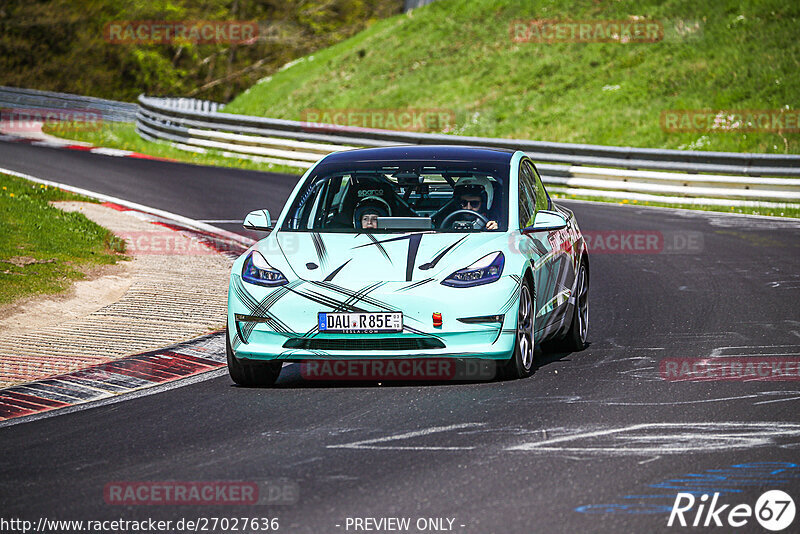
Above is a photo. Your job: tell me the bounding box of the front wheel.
[226,329,283,387]
[503,280,534,379]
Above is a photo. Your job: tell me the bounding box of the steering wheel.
[441,209,489,230]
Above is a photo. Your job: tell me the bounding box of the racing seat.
[331,175,416,228]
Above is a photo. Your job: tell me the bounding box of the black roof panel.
[321,145,516,165]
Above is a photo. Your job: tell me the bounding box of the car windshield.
[282,160,509,233]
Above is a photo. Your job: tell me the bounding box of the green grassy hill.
[224,0,800,154]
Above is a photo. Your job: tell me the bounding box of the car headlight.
[242,251,288,286]
[442,251,504,287]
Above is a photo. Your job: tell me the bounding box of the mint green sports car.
[226,145,589,386]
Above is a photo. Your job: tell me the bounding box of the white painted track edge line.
[0,166,256,247]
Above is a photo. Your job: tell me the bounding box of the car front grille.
[282,337,445,351]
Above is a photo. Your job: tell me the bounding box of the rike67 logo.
[668,490,795,531]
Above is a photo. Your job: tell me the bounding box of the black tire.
[542,260,588,353]
[226,328,282,387]
[502,279,535,379]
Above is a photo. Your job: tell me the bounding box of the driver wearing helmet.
[452,177,498,230]
[353,196,392,230]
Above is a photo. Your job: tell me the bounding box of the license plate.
[318,312,403,333]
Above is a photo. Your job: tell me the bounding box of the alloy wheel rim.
[517,285,533,370]
[577,266,589,343]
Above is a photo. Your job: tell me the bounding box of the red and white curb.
[0,333,227,424]
[0,168,257,426]
[0,132,176,162]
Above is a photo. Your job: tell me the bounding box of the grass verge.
[225,0,800,155]
[0,173,127,306]
[552,193,800,218]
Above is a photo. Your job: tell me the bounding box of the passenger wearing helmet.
[353,196,392,230]
[451,176,498,230]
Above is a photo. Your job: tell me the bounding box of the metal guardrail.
[0,86,138,122]
[2,85,796,208]
[136,95,800,207]
[138,95,800,176]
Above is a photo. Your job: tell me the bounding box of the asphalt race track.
[2,140,800,533]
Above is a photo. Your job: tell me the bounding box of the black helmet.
[353,196,392,228]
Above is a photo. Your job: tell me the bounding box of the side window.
[292,176,344,229]
[518,164,536,228]
[305,180,329,229]
[528,163,550,212]
[289,179,323,229]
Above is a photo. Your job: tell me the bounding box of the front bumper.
[227,274,521,361]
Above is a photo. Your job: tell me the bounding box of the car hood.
[271,231,508,283]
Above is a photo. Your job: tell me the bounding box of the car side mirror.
[521,210,568,234]
[243,209,273,231]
